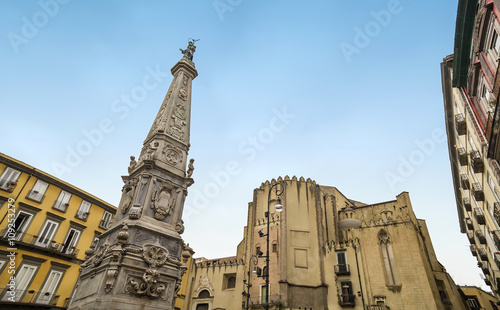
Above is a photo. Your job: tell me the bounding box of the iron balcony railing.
[495,203,500,227]
[463,197,472,212]
[461,174,470,189]
[365,306,390,310]
[0,229,79,257]
[339,294,355,307]
[472,183,485,201]
[458,147,468,165]
[475,230,486,244]
[455,113,467,135]
[470,245,478,257]
[0,286,69,306]
[470,151,484,173]
[26,190,45,203]
[473,208,486,225]
[52,200,69,211]
[335,264,350,275]
[478,246,488,260]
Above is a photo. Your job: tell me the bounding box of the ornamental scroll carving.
[85,240,111,267]
[151,182,176,221]
[125,268,167,299]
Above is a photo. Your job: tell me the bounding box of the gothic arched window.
[378,230,400,286]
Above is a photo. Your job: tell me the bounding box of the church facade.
[182,177,467,310]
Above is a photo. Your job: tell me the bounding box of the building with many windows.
[182,177,466,310]
[441,0,500,297]
[0,153,116,308]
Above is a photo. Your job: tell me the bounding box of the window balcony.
[485,275,492,286]
[339,294,355,307]
[495,203,500,227]
[479,261,490,275]
[53,200,69,212]
[467,231,475,244]
[365,306,390,310]
[335,264,350,275]
[472,183,485,201]
[473,208,486,225]
[463,197,472,212]
[461,174,470,190]
[493,231,500,251]
[465,218,474,230]
[470,151,484,173]
[26,190,45,203]
[470,245,478,256]
[478,246,488,261]
[458,148,468,166]
[456,113,467,135]
[495,252,500,270]
[75,212,90,221]
[0,287,64,307]
[0,229,79,258]
[0,179,17,192]
[476,230,486,244]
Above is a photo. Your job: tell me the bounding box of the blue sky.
[1,0,484,289]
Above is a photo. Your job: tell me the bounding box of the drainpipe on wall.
[353,243,365,308]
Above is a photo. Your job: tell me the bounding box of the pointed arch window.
[378,230,400,287]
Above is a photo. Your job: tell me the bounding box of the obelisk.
[69,40,198,310]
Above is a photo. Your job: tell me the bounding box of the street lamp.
[256,181,284,310]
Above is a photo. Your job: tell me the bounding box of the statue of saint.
[180,39,199,61]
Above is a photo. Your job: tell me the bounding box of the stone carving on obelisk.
[69,40,198,310]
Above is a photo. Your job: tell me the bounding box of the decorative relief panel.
[167,103,187,142]
[151,182,177,220]
[120,178,138,215]
[125,269,167,299]
[162,143,182,166]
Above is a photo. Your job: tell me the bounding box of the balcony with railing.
[461,174,471,189]
[458,147,468,165]
[0,287,70,308]
[463,197,472,212]
[466,218,474,230]
[365,306,390,310]
[478,246,488,261]
[26,190,45,203]
[0,178,17,192]
[472,183,485,201]
[474,207,486,225]
[467,231,475,244]
[247,294,282,308]
[479,261,490,275]
[339,294,356,307]
[335,264,350,276]
[495,203,500,227]
[52,200,69,212]
[485,274,492,286]
[476,230,486,244]
[456,113,467,135]
[470,151,484,173]
[470,244,478,256]
[0,229,79,259]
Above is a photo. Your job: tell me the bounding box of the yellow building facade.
[182,177,467,309]
[460,286,499,309]
[0,153,116,308]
